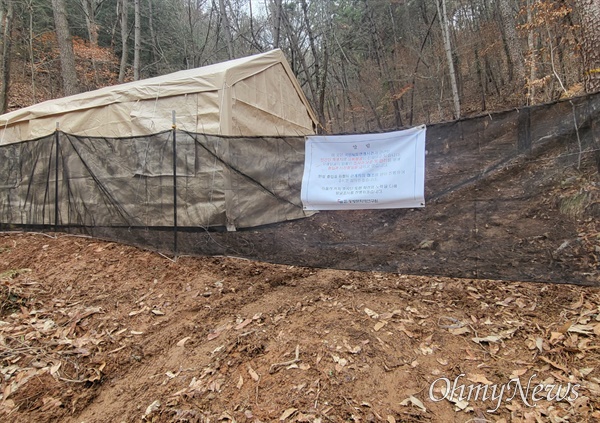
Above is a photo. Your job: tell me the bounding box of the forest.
[0,0,598,134]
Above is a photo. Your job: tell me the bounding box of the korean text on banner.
[301,126,426,210]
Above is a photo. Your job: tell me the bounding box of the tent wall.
[230,63,316,136]
[0,131,310,230]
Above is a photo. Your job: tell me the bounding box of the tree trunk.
[147,0,160,74]
[82,0,98,45]
[436,0,461,119]
[363,0,404,127]
[51,0,80,96]
[27,0,36,103]
[475,47,487,111]
[526,0,536,104]
[409,9,437,125]
[272,0,282,49]
[300,0,326,124]
[498,0,525,85]
[247,0,263,51]
[577,0,600,92]
[133,0,140,80]
[82,0,100,86]
[118,0,128,82]
[0,0,13,113]
[218,0,234,59]
[281,7,317,106]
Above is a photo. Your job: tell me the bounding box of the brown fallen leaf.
[449,327,470,336]
[247,365,259,382]
[331,354,348,367]
[557,321,573,334]
[343,340,362,354]
[207,323,232,341]
[549,331,564,344]
[207,332,221,341]
[234,318,252,330]
[279,407,298,421]
[568,324,596,335]
[467,373,494,385]
[397,323,415,338]
[535,337,544,353]
[50,362,61,376]
[374,321,388,332]
[509,368,529,379]
[364,308,379,319]
[219,411,234,421]
[568,294,584,310]
[496,297,514,307]
[538,356,569,373]
[236,374,243,389]
[176,336,191,347]
[144,400,160,416]
[400,395,427,412]
[515,298,527,309]
[471,335,501,344]
[128,306,149,317]
[464,348,479,360]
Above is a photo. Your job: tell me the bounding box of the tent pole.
[172,111,178,258]
[54,122,60,232]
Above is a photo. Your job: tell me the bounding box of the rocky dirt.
[1,232,599,422]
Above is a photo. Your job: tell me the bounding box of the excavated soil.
[1,232,599,422]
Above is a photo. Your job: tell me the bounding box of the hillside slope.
[1,232,599,422]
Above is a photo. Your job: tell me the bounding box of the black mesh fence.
[1,93,599,285]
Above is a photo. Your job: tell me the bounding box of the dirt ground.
[0,232,599,422]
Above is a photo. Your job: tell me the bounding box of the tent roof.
[0,49,319,131]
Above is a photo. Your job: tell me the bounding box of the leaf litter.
[0,232,599,422]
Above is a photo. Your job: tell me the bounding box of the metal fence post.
[54,123,60,231]
[172,111,178,257]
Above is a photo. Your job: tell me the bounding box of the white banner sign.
[301,126,426,210]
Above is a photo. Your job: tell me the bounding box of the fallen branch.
[269,344,300,374]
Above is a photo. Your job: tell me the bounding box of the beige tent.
[0,49,318,145]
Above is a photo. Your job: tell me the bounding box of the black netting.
[1,93,598,285]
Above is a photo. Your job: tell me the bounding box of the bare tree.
[577,0,600,92]
[81,0,100,45]
[0,0,13,112]
[498,0,525,85]
[134,0,141,80]
[25,0,36,103]
[147,0,160,74]
[526,0,537,103]
[436,0,460,118]
[218,0,234,59]
[118,0,128,82]
[52,0,80,96]
[272,0,282,48]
